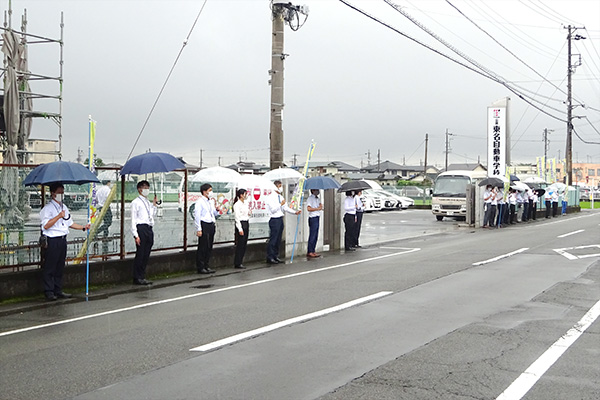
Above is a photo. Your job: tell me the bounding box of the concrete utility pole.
[268,1,309,169]
[444,129,453,171]
[424,133,428,180]
[565,25,585,186]
[377,149,381,171]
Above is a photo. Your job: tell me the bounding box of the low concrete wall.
[0,240,271,301]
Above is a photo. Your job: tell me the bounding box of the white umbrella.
[523,176,546,184]
[190,166,241,183]
[510,181,530,192]
[237,174,277,194]
[547,182,567,193]
[263,167,303,183]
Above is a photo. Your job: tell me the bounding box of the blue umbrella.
[510,174,520,181]
[120,152,185,175]
[304,176,341,190]
[23,161,100,186]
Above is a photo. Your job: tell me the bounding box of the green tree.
[84,155,104,167]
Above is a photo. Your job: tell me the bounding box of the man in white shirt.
[482,185,495,228]
[130,180,157,285]
[40,183,90,301]
[306,189,323,258]
[194,183,221,274]
[95,180,112,239]
[354,191,365,247]
[266,180,300,264]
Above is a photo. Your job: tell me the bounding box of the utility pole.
[292,153,298,166]
[268,1,309,169]
[366,150,371,166]
[199,149,203,168]
[424,133,428,180]
[377,149,381,172]
[565,25,585,186]
[445,129,453,171]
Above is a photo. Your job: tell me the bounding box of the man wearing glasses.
[40,183,90,301]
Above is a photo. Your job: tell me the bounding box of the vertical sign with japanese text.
[487,106,507,177]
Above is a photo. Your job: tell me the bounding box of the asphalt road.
[1,209,599,400]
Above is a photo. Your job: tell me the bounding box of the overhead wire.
[381,0,567,117]
[126,0,209,162]
[518,0,564,25]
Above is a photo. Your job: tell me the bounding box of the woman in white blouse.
[233,189,250,269]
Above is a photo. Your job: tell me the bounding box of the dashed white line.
[496,298,600,400]
[472,248,529,266]
[190,291,393,352]
[557,229,585,238]
[0,248,420,338]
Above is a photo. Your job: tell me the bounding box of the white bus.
[431,170,487,221]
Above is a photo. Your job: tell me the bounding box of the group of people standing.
[482,184,565,229]
[343,190,365,251]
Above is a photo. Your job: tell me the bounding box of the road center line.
[472,248,529,266]
[496,298,600,400]
[190,291,393,352]
[557,229,585,238]
[0,248,419,338]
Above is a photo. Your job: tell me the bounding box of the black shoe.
[274,258,283,263]
[206,268,216,273]
[55,292,72,299]
[133,279,152,285]
[345,247,356,252]
[355,245,362,248]
[198,268,212,274]
[45,293,57,301]
[234,265,246,269]
[266,259,279,264]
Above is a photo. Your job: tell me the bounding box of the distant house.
[363,160,439,181]
[446,163,487,172]
[302,161,360,178]
[226,161,270,175]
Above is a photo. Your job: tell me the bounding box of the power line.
[382,0,567,117]
[126,0,208,161]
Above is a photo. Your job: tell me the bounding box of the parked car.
[401,186,425,197]
[360,191,383,212]
[370,190,398,210]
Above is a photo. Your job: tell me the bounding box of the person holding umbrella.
[344,191,357,251]
[131,180,158,285]
[40,183,91,300]
[233,188,250,269]
[306,189,323,258]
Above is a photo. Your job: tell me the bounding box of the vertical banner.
[550,158,557,183]
[536,157,542,178]
[88,118,98,224]
[289,141,316,211]
[487,106,507,178]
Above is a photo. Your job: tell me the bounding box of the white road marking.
[496,298,600,400]
[0,249,420,338]
[557,229,585,238]
[190,291,393,352]
[554,244,600,260]
[472,248,529,266]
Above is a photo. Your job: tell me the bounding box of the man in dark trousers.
[130,180,157,285]
[40,183,90,300]
[194,183,221,274]
[266,180,300,264]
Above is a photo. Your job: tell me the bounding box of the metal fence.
[0,164,269,272]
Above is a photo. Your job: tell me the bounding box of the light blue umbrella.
[304,176,341,190]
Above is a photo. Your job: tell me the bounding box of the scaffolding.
[0,5,63,161]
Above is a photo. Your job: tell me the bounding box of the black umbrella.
[535,188,545,196]
[510,174,520,181]
[338,180,371,192]
[478,177,504,188]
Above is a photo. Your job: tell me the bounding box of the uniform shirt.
[266,191,295,218]
[233,199,250,232]
[483,189,493,203]
[194,196,219,231]
[344,196,356,215]
[516,192,524,204]
[355,196,364,212]
[490,189,498,206]
[532,193,538,204]
[130,195,156,238]
[495,189,504,204]
[40,200,73,237]
[551,191,559,203]
[306,194,322,218]
[96,185,111,207]
[509,192,517,205]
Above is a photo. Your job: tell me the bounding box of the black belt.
[48,235,67,240]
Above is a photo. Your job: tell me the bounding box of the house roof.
[447,163,487,171]
[304,161,359,172]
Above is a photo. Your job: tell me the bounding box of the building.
[26,138,58,164]
[557,162,600,188]
[226,161,270,175]
[447,163,487,172]
[302,161,360,178]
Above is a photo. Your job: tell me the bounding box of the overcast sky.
[7,0,600,168]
